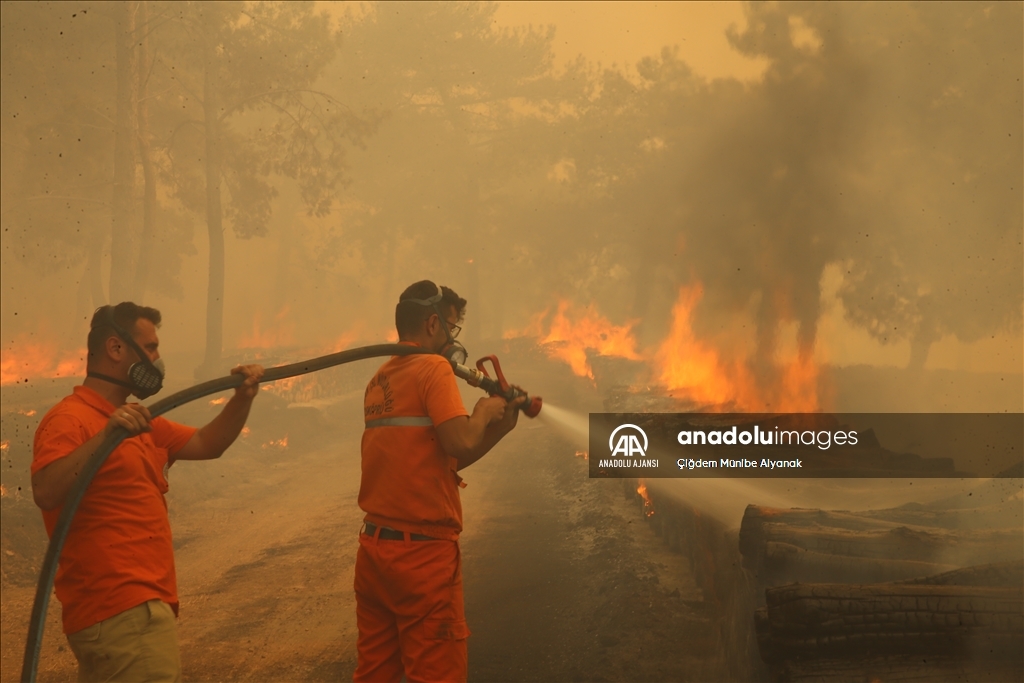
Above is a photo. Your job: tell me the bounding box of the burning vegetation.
[508,282,823,412]
[1,340,86,386]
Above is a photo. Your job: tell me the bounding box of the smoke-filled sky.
[1,1,1021,401]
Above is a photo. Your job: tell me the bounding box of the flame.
[209,397,228,406]
[262,435,288,449]
[508,301,642,379]
[1,338,86,385]
[239,307,294,349]
[655,284,820,411]
[655,284,749,407]
[0,440,9,452]
[18,409,37,416]
[575,450,589,460]
[0,484,7,498]
[637,480,655,517]
[241,426,251,437]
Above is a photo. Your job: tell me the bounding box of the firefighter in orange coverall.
[355,280,524,683]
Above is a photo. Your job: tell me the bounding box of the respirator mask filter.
[87,312,166,400]
[126,355,165,399]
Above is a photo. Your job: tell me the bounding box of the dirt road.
[3,388,730,682]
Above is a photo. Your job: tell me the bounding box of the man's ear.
[104,335,124,362]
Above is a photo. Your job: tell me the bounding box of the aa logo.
[609,424,648,457]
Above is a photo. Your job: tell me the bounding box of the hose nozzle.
[451,355,542,418]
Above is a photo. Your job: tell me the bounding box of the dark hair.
[395,280,467,339]
[87,302,162,363]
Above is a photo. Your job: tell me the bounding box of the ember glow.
[209,397,228,406]
[508,301,642,379]
[1,339,86,385]
[261,375,322,403]
[17,409,36,416]
[241,426,250,437]
[637,480,655,517]
[262,435,288,449]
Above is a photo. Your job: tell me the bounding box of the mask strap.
[403,283,455,348]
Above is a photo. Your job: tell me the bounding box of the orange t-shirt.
[359,346,470,540]
[32,385,196,634]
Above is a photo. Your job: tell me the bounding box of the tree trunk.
[109,0,140,303]
[756,582,1023,661]
[740,504,1024,584]
[199,25,225,377]
[133,0,156,303]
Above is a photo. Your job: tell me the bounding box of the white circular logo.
[609,424,648,457]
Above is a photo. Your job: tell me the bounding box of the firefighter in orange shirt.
[32,302,263,682]
[355,281,524,683]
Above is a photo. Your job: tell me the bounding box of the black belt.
[363,522,437,541]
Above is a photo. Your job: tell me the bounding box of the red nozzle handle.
[475,355,510,393]
[474,355,542,418]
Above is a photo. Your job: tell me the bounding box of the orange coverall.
[355,345,471,683]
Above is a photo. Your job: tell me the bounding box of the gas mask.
[86,316,165,399]
[442,341,468,366]
[405,282,468,366]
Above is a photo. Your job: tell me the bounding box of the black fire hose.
[21,343,431,683]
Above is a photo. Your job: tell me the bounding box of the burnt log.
[759,524,1020,564]
[899,559,1024,588]
[740,505,1023,583]
[753,581,1024,663]
[761,542,958,584]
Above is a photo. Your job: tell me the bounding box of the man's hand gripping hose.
[21,344,432,683]
[451,355,543,418]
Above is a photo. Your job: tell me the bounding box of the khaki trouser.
[66,600,181,683]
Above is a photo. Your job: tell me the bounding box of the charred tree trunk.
[199,23,225,377]
[756,582,1023,668]
[739,504,1023,584]
[133,0,156,303]
[109,0,140,303]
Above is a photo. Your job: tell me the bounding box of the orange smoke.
[1,338,86,386]
[655,284,819,411]
[508,301,642,379]
[239,307,294,350]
